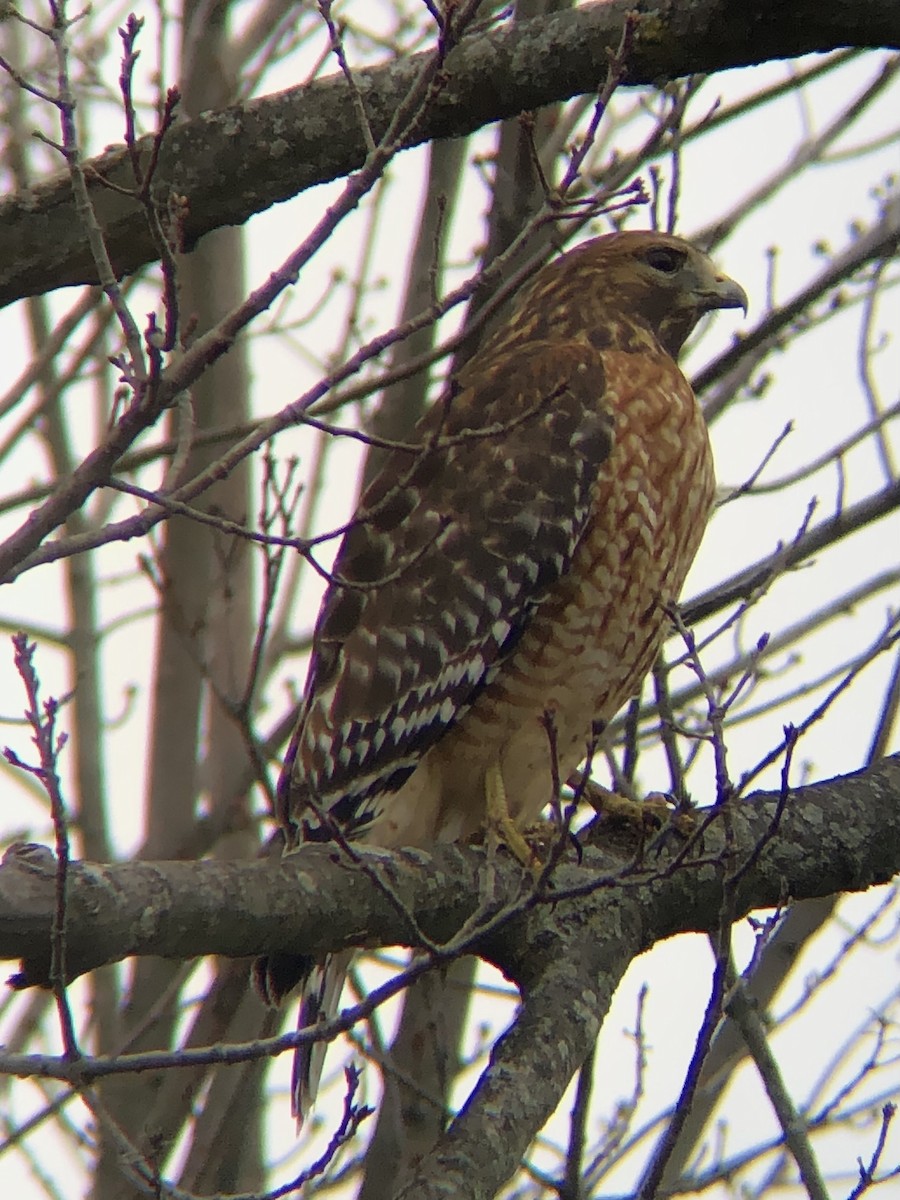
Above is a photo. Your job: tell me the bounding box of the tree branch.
[1,754,899,1198]
[1,0,898,307]
[395,750,900,1200]
[1,753,898,988]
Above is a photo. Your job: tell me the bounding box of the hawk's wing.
[280,339,614,839]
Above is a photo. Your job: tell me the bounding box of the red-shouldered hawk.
[256,230,747,1123]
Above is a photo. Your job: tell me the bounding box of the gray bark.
[1,0,898,307]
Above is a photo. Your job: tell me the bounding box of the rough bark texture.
[1,0,898,307]
[3,754,899,988]
[2,756,899,1196]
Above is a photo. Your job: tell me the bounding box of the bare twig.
[4,637,78,1060]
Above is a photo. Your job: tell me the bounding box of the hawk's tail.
[253,948,350,1126]
[291,951,353,1125]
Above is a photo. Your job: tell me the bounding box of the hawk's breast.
[372,347,715,844]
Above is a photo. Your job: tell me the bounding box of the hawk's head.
[504,230,747,360]
[602,231,748,356]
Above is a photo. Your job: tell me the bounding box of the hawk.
[257,230,747,1123]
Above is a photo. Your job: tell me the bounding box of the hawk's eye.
[643,247,686,275]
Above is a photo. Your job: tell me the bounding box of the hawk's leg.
[484,761,536,868]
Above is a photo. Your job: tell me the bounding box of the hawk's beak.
[706,273,748,316]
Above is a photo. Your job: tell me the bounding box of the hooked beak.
[704,273,748,316]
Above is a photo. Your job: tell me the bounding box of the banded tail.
[255,949,351,1126]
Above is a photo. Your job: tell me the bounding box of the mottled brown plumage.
[258,230,747,1123]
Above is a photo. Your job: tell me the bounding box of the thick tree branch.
[1,754,899,1198]
[1,754,898,989]
[0,840,481,989]
[2,0,898,308]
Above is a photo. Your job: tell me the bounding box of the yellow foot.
[582,782,694,835]
[485,762,539,870]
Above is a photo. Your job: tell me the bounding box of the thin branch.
[4,638,78,1061]
[724,981,827,1200]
